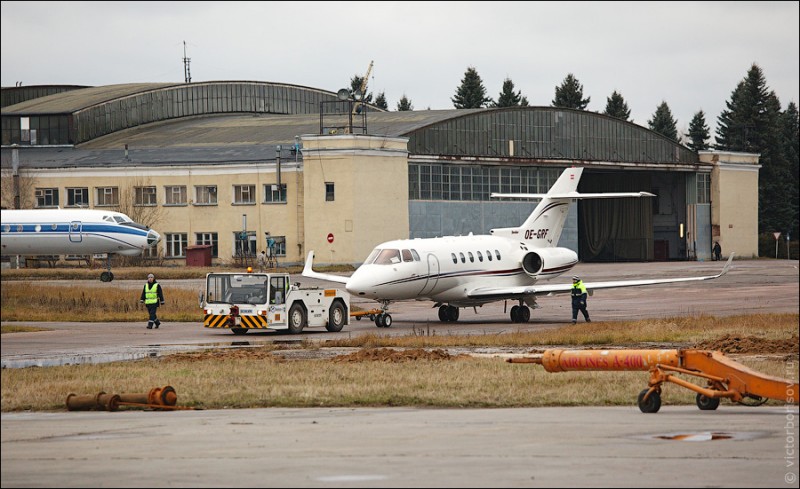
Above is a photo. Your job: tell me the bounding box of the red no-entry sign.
[327,233,334,244]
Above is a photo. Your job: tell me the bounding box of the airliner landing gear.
[100,255,114,282]
[510,305,530,323]
[375,313,392,328]
[438,305,460,322]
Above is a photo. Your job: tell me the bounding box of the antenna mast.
[183,41,192,83]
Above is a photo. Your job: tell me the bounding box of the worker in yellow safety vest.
[139,273,165,329]
[570,275,591,324]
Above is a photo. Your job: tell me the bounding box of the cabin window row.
[451,250,502,264]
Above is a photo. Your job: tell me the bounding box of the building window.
[194,185,217,205]
[96,187,119,207]
[697,173,710,204]
[165,185,187,205]
[264,183,287,203]
[35,188,59,207]
[165,233,188,257]
[141,245,159,259]
[234,231,257,257]
[66,188,89,207]
[233,185,256,205]
[325,182,335,202]
[196,232,219,257]
[269,235,287,257]
[135,186,157,206]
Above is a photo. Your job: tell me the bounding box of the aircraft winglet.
[301,251,350,284]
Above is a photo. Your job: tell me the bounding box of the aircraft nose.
[346,268,375,297]
[147,229,161,247]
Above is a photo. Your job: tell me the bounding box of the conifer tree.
[451,66,492,109]
[715,63,795,235]
[551,73,590,110]
[494,78,526,107]
[685,110,710,151]
[374,91,388,110]
[647,101,679,141]
[396,94,414,111]
[603,90,631,121]
[781,102,799,237]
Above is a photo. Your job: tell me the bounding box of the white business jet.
[1,208,161,282]
[303,166,733,326]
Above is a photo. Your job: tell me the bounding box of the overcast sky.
[2,1,798,136]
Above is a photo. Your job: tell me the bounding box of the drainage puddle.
[642,431,767,442]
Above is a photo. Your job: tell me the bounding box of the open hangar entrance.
[577,170,688,262]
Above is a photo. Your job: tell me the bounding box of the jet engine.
[520,247,579,279]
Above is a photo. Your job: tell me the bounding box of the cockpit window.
[374,249,401,265]
[401,249,413,262]
[364,249,381,264]
[410,249,420,261]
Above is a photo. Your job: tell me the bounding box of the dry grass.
[2,353,795,412]
[0,282,202,322]
[325,313,799,348]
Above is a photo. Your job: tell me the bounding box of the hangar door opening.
[578,171,654,262]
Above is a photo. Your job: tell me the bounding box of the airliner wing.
[301,251,350,284]
[467,254,734,300]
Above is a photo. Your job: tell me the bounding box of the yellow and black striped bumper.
[204,314,269,329]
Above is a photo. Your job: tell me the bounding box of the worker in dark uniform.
[571,275,591,324]
[713,241,722,261]
[140,273,165,329]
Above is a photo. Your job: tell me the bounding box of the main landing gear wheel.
[637,388,662,413]
[375,313,392,328]
[696,393,720,411]
[510,305,530,323]
[438,305,459,322]
[100,271,114,282]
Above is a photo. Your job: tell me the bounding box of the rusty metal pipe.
[117,386,177,407]
[65,391,119,411]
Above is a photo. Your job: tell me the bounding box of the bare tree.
[0,168,37,209]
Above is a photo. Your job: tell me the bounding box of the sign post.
[773,232,781,259]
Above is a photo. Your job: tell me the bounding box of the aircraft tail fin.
[490,167,584,247]
[490,167,655,248]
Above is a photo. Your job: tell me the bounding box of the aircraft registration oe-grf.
[303,166,734,327]
[1,208,161,282]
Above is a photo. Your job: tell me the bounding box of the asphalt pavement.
[2,258,798,487]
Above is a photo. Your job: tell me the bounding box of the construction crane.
[352,60,373,115]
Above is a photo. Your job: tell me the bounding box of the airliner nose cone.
[147,229,161,247]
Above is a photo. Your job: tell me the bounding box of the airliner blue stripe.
[1,223,147,237]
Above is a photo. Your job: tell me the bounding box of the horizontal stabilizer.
[491,191,656,199]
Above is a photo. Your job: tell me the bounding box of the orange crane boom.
[509,348,798,413]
